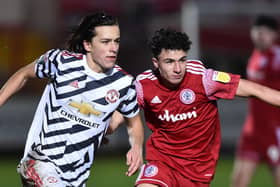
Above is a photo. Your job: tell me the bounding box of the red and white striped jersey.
[136,60,240,182]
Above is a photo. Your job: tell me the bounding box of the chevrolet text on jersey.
[60,109,100,128]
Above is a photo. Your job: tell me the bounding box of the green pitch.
[211,158,274,187]
[0,155,274,186]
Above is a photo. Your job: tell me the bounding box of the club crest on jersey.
[144,165,158,177]
[105,89,120,103]
[180,89,195,104]
[267,145,280,163]
[212,71,231,83]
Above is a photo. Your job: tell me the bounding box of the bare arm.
[124,113,144,176]
[0,61,37,106]
[107,110,125,134]
[236,79,280,106]
[107,111,144,176]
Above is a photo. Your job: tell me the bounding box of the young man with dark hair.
[231,15,280,187]
[0,12,144,187]
[111,28,280,187]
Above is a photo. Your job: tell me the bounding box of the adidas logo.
[151,96,162,104]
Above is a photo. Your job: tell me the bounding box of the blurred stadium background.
[0,0,279,186]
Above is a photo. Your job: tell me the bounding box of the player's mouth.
[172,75,183,79]
[106,56,117,61]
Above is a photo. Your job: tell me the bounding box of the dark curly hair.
[149,28,192,58]
[253,15,279,31]
[66,12,118,54]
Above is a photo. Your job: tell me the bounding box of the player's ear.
[83,40,91,52]
[152,57,159,69]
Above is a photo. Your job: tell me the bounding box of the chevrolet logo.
[69,100,102,116]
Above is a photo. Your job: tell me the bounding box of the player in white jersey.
[0,12,144,187]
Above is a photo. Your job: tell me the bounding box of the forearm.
[107,111,125,134]
[0,63,36,106]
[126,114,144,149]
[125,114,144,176]
[254,84,280,106]
[0,71,27,106]
[127,124,144,150]
[237,79,280,106]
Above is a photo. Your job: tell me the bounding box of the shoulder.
[136,69,157,81]
[114,65,130,75]
[39,49,84,63]
[112,65,134,84]
[56,49,85,68]
[113,65,133,77]
[186,59,204,66]
[60,50,84,59]
[38,49,60,60]
[186,60,206,75]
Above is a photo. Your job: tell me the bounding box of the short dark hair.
[253,15,279,31]
[149,28,192,58]
[66,12,118,54]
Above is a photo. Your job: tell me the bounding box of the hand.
[125,145,143,176]
[101,136,109,145]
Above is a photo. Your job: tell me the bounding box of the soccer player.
[0,12,144,187]
[231,15,280,187]
[110,28,280,187]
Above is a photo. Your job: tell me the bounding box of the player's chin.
[104,61,116,69]
[171,78,183,85]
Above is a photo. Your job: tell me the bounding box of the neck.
[85,54,107,73]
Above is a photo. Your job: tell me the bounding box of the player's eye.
[101,40,110,44]
[165,60,174,64]
[179,57,187,62]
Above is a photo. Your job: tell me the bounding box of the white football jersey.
[21,49,139,186]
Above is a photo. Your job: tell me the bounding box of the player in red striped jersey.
[110,28,280,187]
[231,15,280,187]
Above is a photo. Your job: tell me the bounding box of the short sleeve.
[118,80,140,118]
[203,69,240,100]
[135,80,144,108]
[35,49,60,79]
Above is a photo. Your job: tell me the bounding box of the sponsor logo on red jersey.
[158,109,197,122]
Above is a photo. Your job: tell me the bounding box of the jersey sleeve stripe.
[186,60,206,75]
[187,59,204,64]
[136,70,157,81]
[57,66,85,76]
[55,75,87,87]
[186,69,205,75]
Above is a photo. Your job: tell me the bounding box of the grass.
[211,158,274,187]
[1,156,22,186]
[0,155,274,187]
